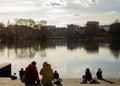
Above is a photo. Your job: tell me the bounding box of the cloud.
[73,0,99,7]
[41,0,67,7]
[105,11,117,15]
[0,0,120,26]
[0,0,35,6]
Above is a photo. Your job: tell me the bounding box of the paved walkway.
[0,78,24,86]
[0,78,120,86]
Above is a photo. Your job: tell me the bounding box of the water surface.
[0,39,120,78]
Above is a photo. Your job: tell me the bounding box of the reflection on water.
[0,39,120,78]
[109,39,120,58]
[0,39,120,58]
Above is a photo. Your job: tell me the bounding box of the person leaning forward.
[24,61,41,86]
[40,62,54,85]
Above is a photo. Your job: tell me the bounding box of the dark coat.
[24,64,40,84]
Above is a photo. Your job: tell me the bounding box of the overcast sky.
[0,0,120,26]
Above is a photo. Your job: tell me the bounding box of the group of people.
[19,61,62,86]
[19,61,103,85]
[81,68,103,84]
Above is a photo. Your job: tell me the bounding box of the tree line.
[0,19,120,39]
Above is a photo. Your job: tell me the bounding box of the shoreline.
[0,78,120,86]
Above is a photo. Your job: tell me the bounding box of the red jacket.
[24,64,40,84]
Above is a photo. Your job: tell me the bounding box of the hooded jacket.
[24,64,40,84]
[40,64,53,84]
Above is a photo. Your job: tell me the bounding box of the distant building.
[67,24,82,37]
[87,21,99,28]
[99,25,110,31]
[55,27,67,37]
[86,21,99,36]
[41,25,68,37]
[56,27,67,32]
[42,25,56,37]
[44,25,56,33]
[67,24,82,32]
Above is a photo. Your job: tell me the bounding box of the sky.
[0,0,120,27]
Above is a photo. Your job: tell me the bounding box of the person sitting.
[53,70,60,80]
[81,68,92,84]
[85,68,92,81]
[53,70,62,86]
[40,62,54,85]
[19,68,24,82]
[96,68,103,79]
[11,73,17,80]
[24,61,40,86]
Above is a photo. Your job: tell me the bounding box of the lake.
[0,39,120,78]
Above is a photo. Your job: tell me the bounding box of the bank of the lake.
[0,78,120,86]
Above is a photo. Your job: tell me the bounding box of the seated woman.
[85,68,92,81]
[81,68,92,84]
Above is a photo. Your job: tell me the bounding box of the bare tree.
[15,19,36,28]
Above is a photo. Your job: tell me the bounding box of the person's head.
[98,68,101,70]
[43,62,47,64]
[31,61,36,65]
[55,70,57,73]
[86,68,90,72]
[47,63,51,67]
[21,68,23,70]
[13,73,16,75]
[98,68,102,72]
[43,62,48,67]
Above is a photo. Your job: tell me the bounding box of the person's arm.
[35,69,40,83]
[40,68,43,75]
